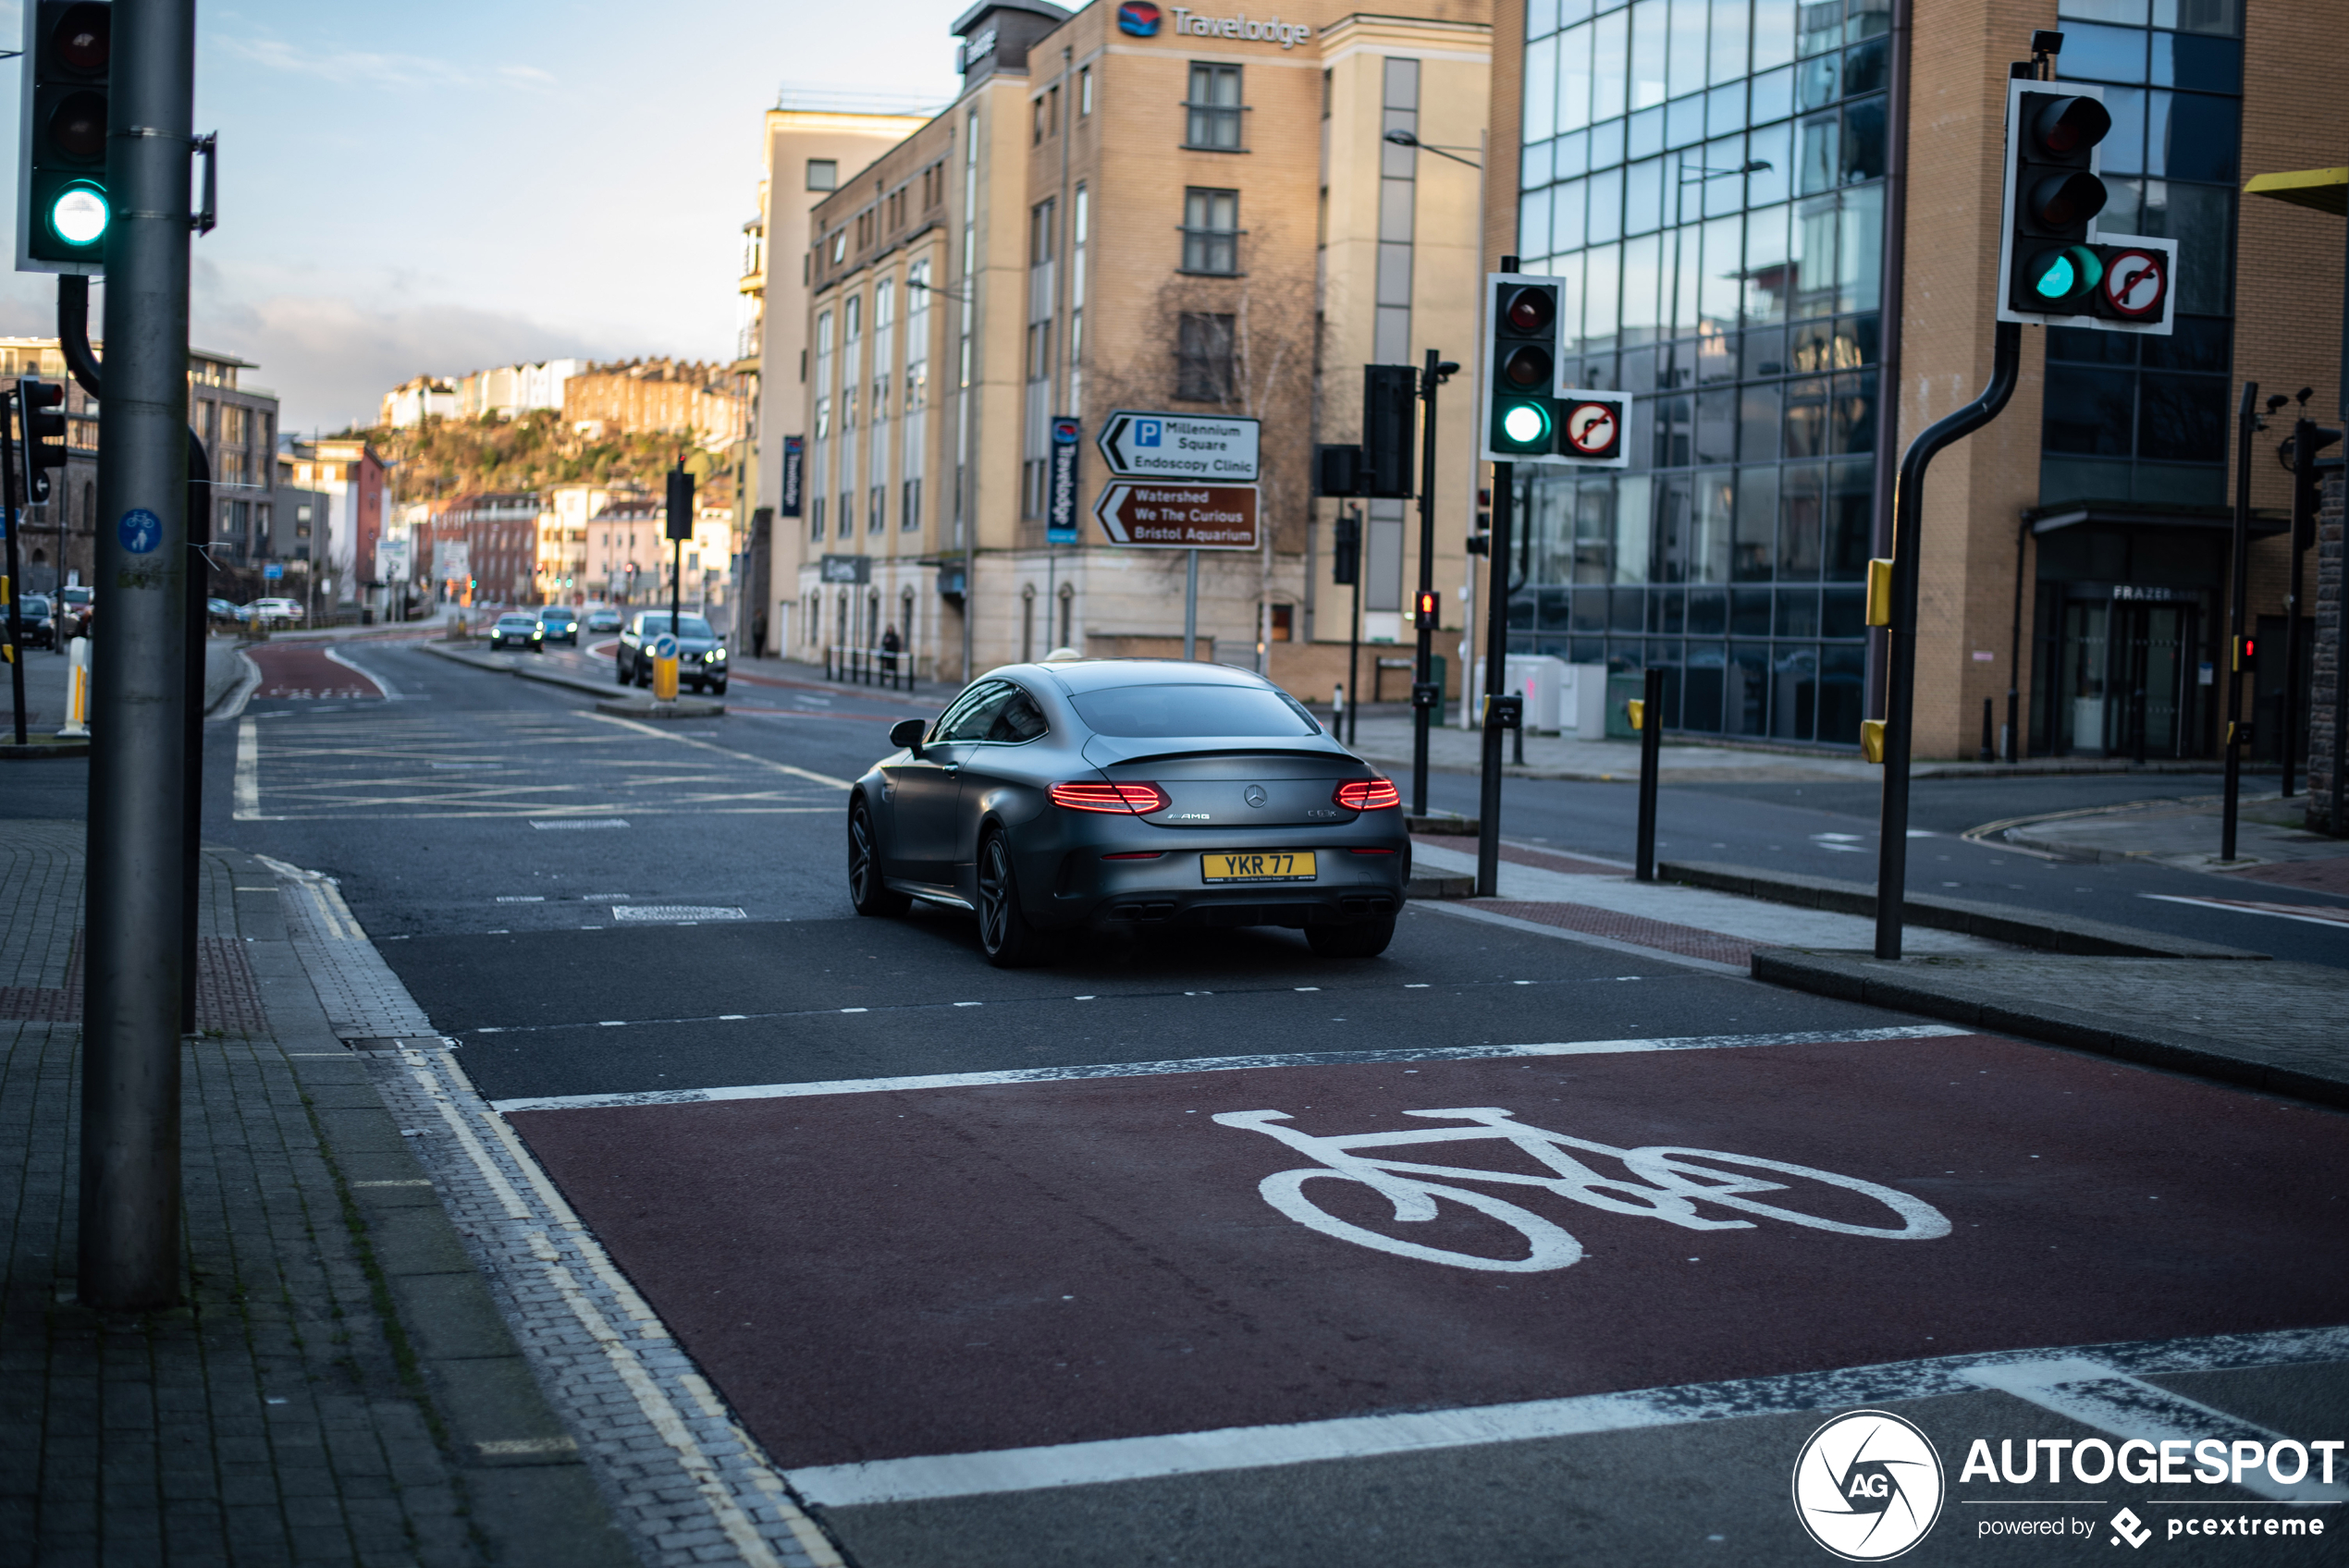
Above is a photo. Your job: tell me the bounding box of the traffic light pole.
[3,391,25,747]
[1347,507,1362,747]
[81,0,198,1313]
[1476,461,1515,899]
[2221,381,2256,862]
[1875,320,2020,961]
[1410,349,1441,816]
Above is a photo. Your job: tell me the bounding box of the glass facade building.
[1511,0,1892,744]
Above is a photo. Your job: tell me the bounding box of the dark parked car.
[584,606,622,634]
[15,594,55,650]
[616,611,727,693]
[847,659,1408,967]
[536,604,580,644]
[488,612,545,652]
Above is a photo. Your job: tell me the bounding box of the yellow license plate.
[1202,851,1317,883]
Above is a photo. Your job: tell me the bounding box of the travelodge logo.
[1117,1,1162,35]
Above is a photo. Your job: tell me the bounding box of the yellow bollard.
[58,635,90,737]
[651,632,680,702]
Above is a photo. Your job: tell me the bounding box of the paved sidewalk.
[0,819,635,1566]
[1985,787,2349,892]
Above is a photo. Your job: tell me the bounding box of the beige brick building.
[769,0,1494,691]
[1484,0,2343,760]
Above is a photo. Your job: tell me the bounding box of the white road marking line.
[2139,893,2349,929]
[233,717,276,820]
[488,1026,1971,1113]
[323,644,395,698]
[589,710,854,790]
[1413,900,1748,976]
[783,1325,2349,1508]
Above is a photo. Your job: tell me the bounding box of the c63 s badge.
[1793,1409,1945,1561]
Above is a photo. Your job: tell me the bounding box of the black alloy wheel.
[613,658,630,686]
[1306,913,1397,959]
[976,828,1047,968]
[847,798,909,916]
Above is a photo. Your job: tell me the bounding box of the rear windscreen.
[1069,684,1318,738]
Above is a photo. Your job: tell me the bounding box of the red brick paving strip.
[2221,857,2349,899]
[0,935,266,1032]
[1409,834,1629,876]
[1472,900,1754,966]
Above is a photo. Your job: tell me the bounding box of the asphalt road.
[193,641,2349,1566]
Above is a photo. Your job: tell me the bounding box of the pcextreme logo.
[1793,1410,1947,1562]
[1115,1,1162,35]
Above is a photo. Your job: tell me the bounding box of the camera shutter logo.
[1791,1409,1944,1561]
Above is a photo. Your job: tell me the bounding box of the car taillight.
[1049,781,1170,814]
[1334,778,1402,812]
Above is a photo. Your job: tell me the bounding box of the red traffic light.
[53,3,109,73]
[1500,344,1552,389]
[1413,590,1440,631]
[2027,94,2110,155]
[1503,287,1554,334]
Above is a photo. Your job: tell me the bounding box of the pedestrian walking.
[880,624,901,680]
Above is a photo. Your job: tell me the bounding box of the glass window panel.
[2140,314,2227,373]
[1769,645,1818,740]
[1740,381,1782,460]
[1537,585,1574,629]
[2096,86,2147,177]
[1621,231,1665,339]
[1751,62,1796,122]
[2152,0,2240,36]
[1797,111,1839,193]
[1697,325,1738,382]
[1551,178,1588,251]
[1843,35,1888,95]
[1793,195,1838,315]
[1821,589,1865,638]
[1581,482,1622,582]
[1732,590,1773,635]
[1509,594,1538,631]
[1594,10,1630,120]
[1776,587,1819,636]
[1840,94,1885,182]
[1696,387,1737,464]
[1843,0,1887,42]
[1687,586,1728,633]
[1829,370,1876,454]
[1530,0,1561,37]
[1654,392,1693,468]
[1837,182,1882,311]
[1733,467,1777,580]
[1626,156,1667,233]
[2048,325,2137,365]
[1709,0,1749,83]
[2152,92,2238,184]
[1590,116,1628,167]
[1588,166,1625,243]
[1650,585,1685,631]
[2137,373,2227,463]
[1703,136,1747,217]
[1549,251,1587,352]
[2135,181,2231,316]
[1655,474,1693,574]
[2057,22,2148,83]
[1785,376,1828,457]
[1813,643,1860,742]
[1797,49,1839,111]
[1583,242,1623,344]
[1631,0,1670,109]
[1693,470,1735,581]
[2042,365,2134,454]
[1682,643,1726,730]
[1523,139,1556,189]
[2058,0,2147,21]
[1669,226,1703,334]
[1669,0,1708,99]
[1666,94,1706,149]
[1520,189,1554,259]
[1778,463,1823,577]
[1825,459,1872,579]
[1525,33,1558,142]
[1615,474,1654,582]
[1558,21,1595,130]
[1621,343,1659,394]
[1752,0,1797,69]
[1556,129,1591,177]
[1842,312,1880,366]
[1743,325,1788,376]
[1698,214,1742,333]
[1706,80,1747,138]
[1570,588,1608,630]
[1530,483,1574,584]
[1562,0,1596,22]
[1796,0,1839,56]
[1609,586,1646,629]
[1746,123,1791,206]
[1630,104,1666,158]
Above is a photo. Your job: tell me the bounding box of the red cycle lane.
[507,1032,2349,1472]
[245,641,387,699]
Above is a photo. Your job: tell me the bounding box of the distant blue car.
[536,604,580,644]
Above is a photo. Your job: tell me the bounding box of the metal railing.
[825,644,915,690]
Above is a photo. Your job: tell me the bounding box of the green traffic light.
[47,181,107,247]
[2033,254,2075,300]
[1500,400,1552,447]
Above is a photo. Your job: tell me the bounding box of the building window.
[1079,66,1093,116]
[1180,188,1240,275]
[807,159,838,191]
[1186,64,1245,149]
[1034,95,1048,145]
[1270,604,1295,641]
[1175,312,1236,402]
[1029,197,1057,265]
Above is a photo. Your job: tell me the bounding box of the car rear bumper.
[1020,824,1410,932]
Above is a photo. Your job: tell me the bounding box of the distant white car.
[247,597,305,622]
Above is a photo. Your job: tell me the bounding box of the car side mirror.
[890,717,928,755]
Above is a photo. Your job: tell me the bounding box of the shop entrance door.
[2111,601,2197,760]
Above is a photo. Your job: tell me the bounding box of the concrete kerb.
[419,639,627,701]
[1749,948,2349,1109]
[228,843,640,1568]
[1657,860,2269,960]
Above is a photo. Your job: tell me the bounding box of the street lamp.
[1382,129,1482,170]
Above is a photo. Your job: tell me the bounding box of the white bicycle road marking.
[1214,1107,1949,1273]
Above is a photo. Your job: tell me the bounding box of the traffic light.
[1362,365,1415,498]
[1482,274,1560,461]
[18,378,65,502]
[1413,589,1440,631]
[18,1,112,273]
[2233,634,2258,675]
[1314,443,1364,497]
[1330,512,1360,585]
[1996,81,2175,332]
[665,466,695,542]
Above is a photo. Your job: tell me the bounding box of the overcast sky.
[0,0,964,435]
